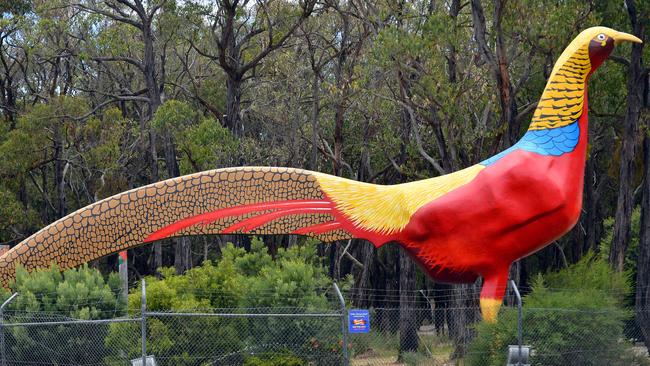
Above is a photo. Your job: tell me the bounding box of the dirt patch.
[351,356,405,366]
[351,349,405,365]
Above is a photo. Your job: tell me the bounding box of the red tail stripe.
[292,221,342,235]
[223,207,333,234]
[144,200,332,242]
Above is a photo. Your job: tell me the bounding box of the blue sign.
[348,309,370,333]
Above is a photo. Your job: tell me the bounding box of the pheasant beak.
[613,31,643,44]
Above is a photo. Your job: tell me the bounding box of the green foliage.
[198,78,228,112]
[7,265,124,364]
[151,99,238,173]
[106,237,342,365]
[468,253,643,366]
[0,96,95,221]
[243,350,306,366]
[176,116,238,173]
[11,264,123,316]
[0,187,38,244]
[83,108,126,170]
[0,0,31,14]
[152,100,197,132]
[81,107,131,197]
[600,207,641,274]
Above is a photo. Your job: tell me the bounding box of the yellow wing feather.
[314,165,484,234]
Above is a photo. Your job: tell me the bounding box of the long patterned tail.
[0,167,357,286]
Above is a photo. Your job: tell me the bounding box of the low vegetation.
[468,253,649,366]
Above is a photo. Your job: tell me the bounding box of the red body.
[396,94,589,301]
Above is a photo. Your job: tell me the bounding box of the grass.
[349,330,454,366]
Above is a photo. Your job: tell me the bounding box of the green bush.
[6,265,123,365]
[468,253,648,366]
[243,350,306,366]
[105,237,347,365]
[599,207,641,283]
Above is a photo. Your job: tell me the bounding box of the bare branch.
[93,56,144,71]
[73,2,143,29]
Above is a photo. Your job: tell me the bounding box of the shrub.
[243,350,306,366]
[468,253,647,366]
[105,237,347,365]
[5,265,123,365]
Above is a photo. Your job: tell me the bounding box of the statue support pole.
[118,251,128,303]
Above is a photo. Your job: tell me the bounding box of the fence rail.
[0,283,647,366]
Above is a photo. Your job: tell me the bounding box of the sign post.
[348,309,370,334]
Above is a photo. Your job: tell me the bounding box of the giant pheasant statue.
[0,27,642,321]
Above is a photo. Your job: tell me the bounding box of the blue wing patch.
[481,121,579,166]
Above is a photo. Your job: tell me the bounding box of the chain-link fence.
[0,283,647,366]
[344,307,649,366]
[0,281,349,366]
[345,284,650,366]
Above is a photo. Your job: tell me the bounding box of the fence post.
[333,283,349,366]
[0,292,18,366]
[141,279,147,366]
[509,280,523,366]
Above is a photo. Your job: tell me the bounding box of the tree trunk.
[626,0,649,348]
[163,131,180,178]
[333,101,346,176]
[427,107,454,172]
[53,121,66,219]
[218,2,243,137]
[434,283,451,336]
[203,238,209,262]
[149,126,161,271]
[398,247,418,357]
[143,19,164,274]
[0,68,17,128]
[637,129,650,350]
[39,166,50,223]
[6,82,15,128]
[493,0,518,146]
[394,46,420,356]
[141,12,164,276]
[352,240,374,306]
[470,0,518,148]
[163,130,187,273]
[449,283,481,358]
[582,155,597,253]
[174,237,192,274]
[382,247,399,333]
[446,0,459,82]
[332,7,350,177]
[18,176,27,208]
[610,127,637,271]
[142,21,161,119]
[310,71,320,169]
[225,75,243,136]
[610,3,645,271]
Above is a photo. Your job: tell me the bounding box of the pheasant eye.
[596,34,606,41]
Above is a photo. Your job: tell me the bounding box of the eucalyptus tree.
[186,0,316,137]
[0,4,29,128]
[72,0,181,271]
[614,0,650,350]
[610,0,648,274]
[74,0,169,181]
[297,11,338,170]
